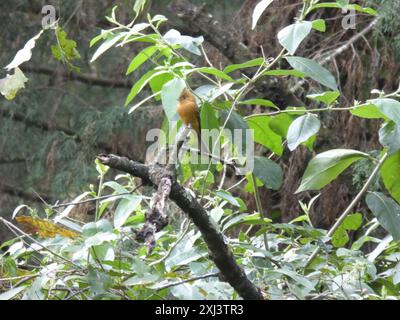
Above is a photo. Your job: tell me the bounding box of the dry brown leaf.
[15,216,79,239]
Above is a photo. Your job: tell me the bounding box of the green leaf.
[332,226,349,248]
[161,77,186,121]
[310,3,377,15]
[240,98,277,109]
[268,113,293,138]
[244,173,263,194]
[85,232,118,247]
[252,156,283,190]
[312,19,326,32]
[252,0,274,29]
[220,110,252,156]
[0,68,28,100]
[381,151,400,204]
[285,56,338,90]
[296,149,368,193]
[201,102,219,130]
[90,30,113,47]
[126,45,159,75]
[125,69,168,105]
[133,0,147,17]
[246,115,283,155]
[350,103,388,119]
[307,91,340,105]
[114,195,142,228]
[303,134,316,151]
[287,113,321,151]
[91,32,127,63]
[379,121,400,154]
[194,83,234,102]
[165,230,205,271]
[278,21,312,55]
[242,213,271,225]
[190,67,234,81]
[163,29,203,55]
[366,192,400,241]
[51,27,81,71]
[342,213,363,230]
[123,273,159,286]
[92,243,115,262]
[5,30,44,70]
[119,23,151,46]
[201,102,219,151]
[83,219,113,237]
[149,72,173,98]
[214,190,240,207]
[268,269,315,290]
[87,266,113,295]
[263,69,305,77]
[370,98,400,125]
[223,58,264,74]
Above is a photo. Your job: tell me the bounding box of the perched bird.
[177,88,209,153]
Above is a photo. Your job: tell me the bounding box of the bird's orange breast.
[177,100,198,125]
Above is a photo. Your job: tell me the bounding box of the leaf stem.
[304,151,389,269]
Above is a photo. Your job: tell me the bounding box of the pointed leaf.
[287,113,321,151]
[252,0,274,29]
[253,156,283,190]
[366,192,400,241]
[312,19,326,32]
[370,98,400,125]
[381,151,400,204]
[246,115,283,155]
[379,121,400,154]
[161,77,186,121]
[5,30,44,70]
[307,91,339,105]
[163,29,203,55]
[296,149,368,193]
[126,45,159,75]
[223,58,264,74]
[91,32,126,63]
[285,56,338,90]
[278,21,312,55]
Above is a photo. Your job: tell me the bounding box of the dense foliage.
[1,0,400,300]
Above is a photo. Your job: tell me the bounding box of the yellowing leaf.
[51,27,81,72]
[0,68,28,100]
[15,216,79,239]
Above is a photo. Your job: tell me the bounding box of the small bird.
[177,88,209,153]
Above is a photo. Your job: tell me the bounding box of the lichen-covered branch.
[96,153,264,300]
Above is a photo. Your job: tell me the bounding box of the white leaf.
[90,32,127,63]
[5,30,44,70]
[252,0,274,30]
[0,68,28,100]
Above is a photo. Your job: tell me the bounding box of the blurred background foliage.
[0,0,399,244]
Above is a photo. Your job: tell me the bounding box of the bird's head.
[178,88,195,103]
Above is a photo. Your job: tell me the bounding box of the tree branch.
[21,66,132,89]
[96,153,264,300]
[0,108,112,153]
[0,183,53,204]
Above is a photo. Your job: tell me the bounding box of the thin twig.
[51,183,144,209]
[155,272,220,291]
[304,151,389,269]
